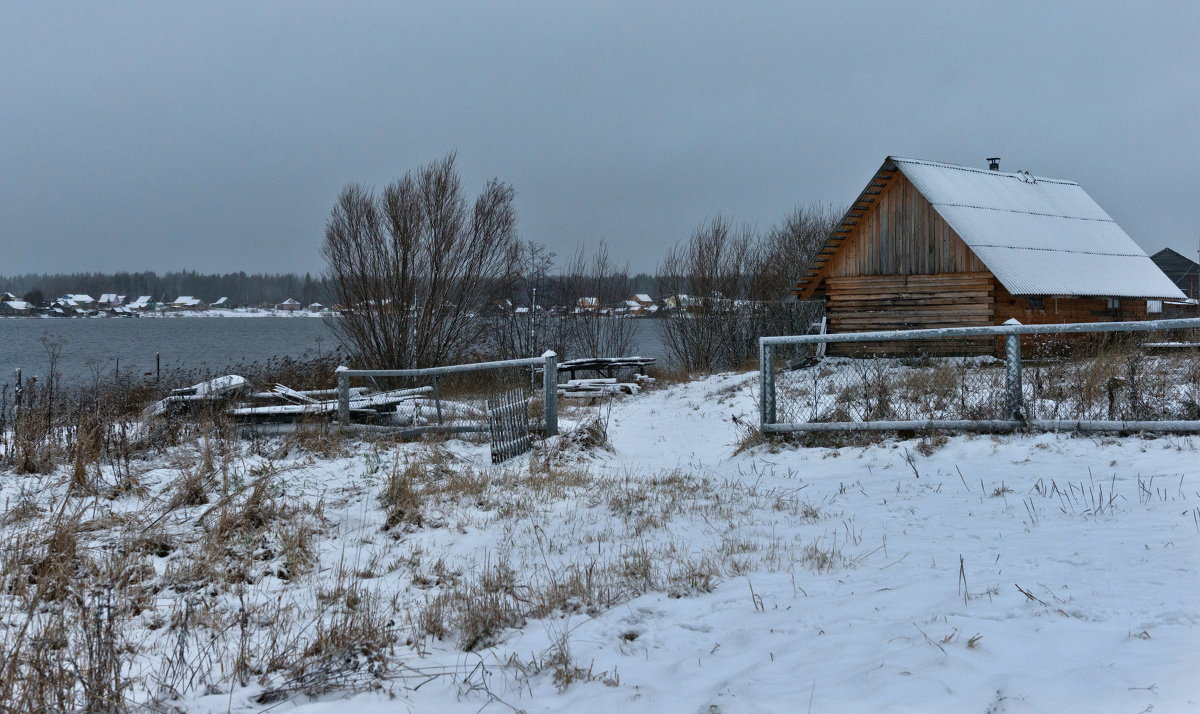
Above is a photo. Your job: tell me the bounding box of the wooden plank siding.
[823,172,987,281]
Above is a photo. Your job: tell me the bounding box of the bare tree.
[491,242,574,359]
[749,203,840,340]
[657,217,758,372]
[322,155,521,369]
[656,206,839,373]
[562,242,637,358]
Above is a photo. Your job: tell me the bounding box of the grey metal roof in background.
[892,157,1185,299]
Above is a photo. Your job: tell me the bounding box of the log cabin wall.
[825,273,996,356]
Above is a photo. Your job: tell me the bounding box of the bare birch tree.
[322,155,521,369]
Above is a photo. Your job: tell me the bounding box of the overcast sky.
[2,1,1197,276]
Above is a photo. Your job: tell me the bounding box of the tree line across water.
[3,154,837,374]
[0,271,332,309]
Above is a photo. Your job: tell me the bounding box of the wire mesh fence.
[761,319,1200,433]
[336,352,558,438]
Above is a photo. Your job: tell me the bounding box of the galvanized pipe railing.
[760,318,1200,434]
[337,351,558,436]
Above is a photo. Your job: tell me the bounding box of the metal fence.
[760,318,1200,434]
[336,351,558,439]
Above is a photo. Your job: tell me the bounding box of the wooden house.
[170,296,205,311]
[789,157,1185,354]
[1150,247,1199,300]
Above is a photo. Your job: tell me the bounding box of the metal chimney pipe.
[987,157,1001,171]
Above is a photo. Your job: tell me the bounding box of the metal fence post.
[542,351,558,436]
[760,340,776,427]
[1003,318,1023,420]
[337,371,350,424]
[430,375,444,424]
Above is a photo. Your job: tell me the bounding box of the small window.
[1027,297,1044,309]
[1147,300,1162,314]
[1107,297,1121,310]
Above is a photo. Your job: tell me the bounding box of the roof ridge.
[889,156,1078,186]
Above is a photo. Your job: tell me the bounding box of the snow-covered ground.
[3,372,1198,712]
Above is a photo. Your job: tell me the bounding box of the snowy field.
[2,372,1198,712]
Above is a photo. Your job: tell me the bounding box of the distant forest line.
[0,270,659,308]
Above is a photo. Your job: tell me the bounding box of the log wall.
[825,273,996,355]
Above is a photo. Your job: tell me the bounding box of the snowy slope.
[209,371,1199,713]
[4,371,1194,713]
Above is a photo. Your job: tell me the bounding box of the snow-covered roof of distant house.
[172,296,202,306]
[65,294,95,303]
[210,297,229,306]
[794,157,1185,300]
[2,292,17,301]
[633,293,652,303]
[625,300,641,308]
[3,300,31,310]
[307,302,325,309]
[99,293,120,304]
[127,296,152,308]
[279,298,300,305]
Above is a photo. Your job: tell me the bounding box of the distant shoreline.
[0,309,331,319]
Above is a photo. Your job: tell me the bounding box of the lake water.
[0,316,669,384]
[0,316,337,385]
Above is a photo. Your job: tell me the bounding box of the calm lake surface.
[0,317,337,385]
[0,317,668,385]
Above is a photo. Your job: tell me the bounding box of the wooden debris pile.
[558,376,655,399]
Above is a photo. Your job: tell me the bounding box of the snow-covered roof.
[2,300,31,310]
[633,293,653,303]
[127,296,152,308]
[278,298,300,305]
[172,296,202,306]
[210,297,229,306]
[99,293,120,304]
[888,157,1184,299]
[65,294,95,303]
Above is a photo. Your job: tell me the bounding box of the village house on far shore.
[170,296,205,310]
[789,156,1185,353]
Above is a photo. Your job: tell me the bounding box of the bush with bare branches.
[657,205,837,373]
[322,154,522,369]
